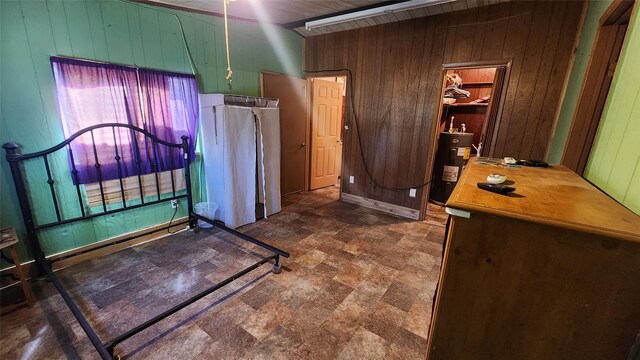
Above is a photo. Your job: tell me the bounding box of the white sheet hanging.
[222,106,257,228]
[255,107,281,217]
[200,93,281,229]
[201,105,257,228]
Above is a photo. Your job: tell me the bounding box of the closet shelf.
[444,103,489,107]
[461,81,493,86]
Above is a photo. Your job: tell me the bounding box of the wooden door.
[310,79,343,190]
[482,66,508,156]
[561,0,634,175]
[261,72,307,195]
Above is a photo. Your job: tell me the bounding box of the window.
[84,170,185,207]
[50,57,198,206]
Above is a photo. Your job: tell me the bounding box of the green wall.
[0,0,303,264]
[584,4,640,216]
[547,0,612,164]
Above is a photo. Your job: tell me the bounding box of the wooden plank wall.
[305,1,585,211]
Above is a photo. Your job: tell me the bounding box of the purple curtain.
[50,57,198,185]
[139,69,199,170]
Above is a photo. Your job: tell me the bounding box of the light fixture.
[305,0,456,31]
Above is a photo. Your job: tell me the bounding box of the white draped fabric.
[200,94,281,229]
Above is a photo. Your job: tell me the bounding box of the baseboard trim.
[341,193,421,220]
[0,217,189,287]
[51,217,190,270]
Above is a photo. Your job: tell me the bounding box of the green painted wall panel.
[138,8,165,69]
[158,12,186,71]
[547,0,612,164]
[85,1,111,60]
[179,12,197,73]
[103,1,137,64]
[215,29,227,91]
[625,157,640,212]
[45,1,74,56]
[192,22,206,89]
[584,5,640,215]
[64,0,98,59]
[125,6,147,66]
[0,0,303,266]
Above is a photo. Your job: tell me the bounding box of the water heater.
[429,132,474,205]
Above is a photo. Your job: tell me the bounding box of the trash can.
[194,202,218,229]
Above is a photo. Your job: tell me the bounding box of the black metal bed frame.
[2,123,289,360]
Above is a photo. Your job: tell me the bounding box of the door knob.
[337,140,343,144]
[301,143,307,147]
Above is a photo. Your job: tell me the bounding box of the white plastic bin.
[194,202,218,229]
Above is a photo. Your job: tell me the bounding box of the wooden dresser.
[427,159,640,360]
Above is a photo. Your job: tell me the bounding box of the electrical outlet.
[349,176,355,184]
[409,188,417,198]
[171,200,179,209]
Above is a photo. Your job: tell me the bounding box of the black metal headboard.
[2,123,194,268]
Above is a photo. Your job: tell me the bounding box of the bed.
[2,123,289,359]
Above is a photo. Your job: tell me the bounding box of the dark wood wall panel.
[305,1,585,211]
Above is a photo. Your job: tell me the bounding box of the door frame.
[306,75,347,194]
[260,70,310,194]
[560,0,636,175]
[419,59,512,220]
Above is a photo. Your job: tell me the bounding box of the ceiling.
[138,0,510,37]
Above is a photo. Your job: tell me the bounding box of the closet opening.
[307,76,347,193]
[427,61,510,205]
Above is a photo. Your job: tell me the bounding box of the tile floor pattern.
[0,187,447,359]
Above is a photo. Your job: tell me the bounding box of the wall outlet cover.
[349,176,355,184]
[409,188,417,198]
[171,200,179,208]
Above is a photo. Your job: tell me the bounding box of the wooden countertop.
[446,158,640,243]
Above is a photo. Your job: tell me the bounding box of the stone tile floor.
[0,187,447,359]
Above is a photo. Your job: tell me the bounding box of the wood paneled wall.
[305,1,585,212]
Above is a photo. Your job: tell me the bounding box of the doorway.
[261,72,347,195]
[261,72,308,196]
[561,0,635,175]
[426,61,510,205]
[308,77,346,190]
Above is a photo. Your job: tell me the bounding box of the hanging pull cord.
[223,0,233,90]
